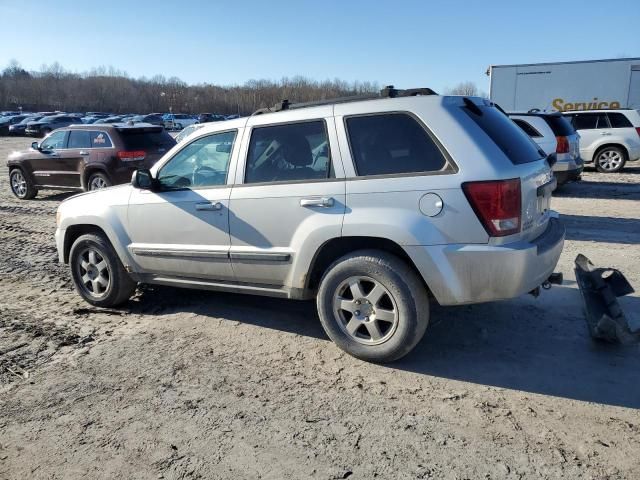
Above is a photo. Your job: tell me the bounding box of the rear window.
[541,115,574,136]
[118,127,176,150]
[346,113,448,176]
[608,112,633,128]
[463,103,544,164]
[512,119,542,137]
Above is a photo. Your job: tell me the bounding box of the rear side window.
[463,103,544,164]
[245,120,332,183]
[608,112,633,128]
[513,119,542,137]
[541,115,574,136]
[90,131,112,147]
[67,130,91,149]
[119,128,176,150]
[346,113,447,176]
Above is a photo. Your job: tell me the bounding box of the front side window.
[67,130,91,149]
[245,120,332,183]
[40,130,67,150]
[157,130,236,189]
[347,113,448,175]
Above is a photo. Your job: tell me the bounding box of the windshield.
[39,115,59,122]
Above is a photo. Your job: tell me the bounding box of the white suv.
[562,109,640,172]
[55,89,564,362]
[509,111,583,184]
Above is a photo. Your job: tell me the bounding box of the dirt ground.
[1,134,639,480]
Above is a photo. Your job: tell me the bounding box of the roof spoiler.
[252,85,438,115]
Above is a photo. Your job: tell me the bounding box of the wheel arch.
[592,142,629,163]
[82,165,112,190]
[63,224,110,264]
[305,236,432,296]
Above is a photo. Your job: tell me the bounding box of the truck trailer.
[489,57,640,112]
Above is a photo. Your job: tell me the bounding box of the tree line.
[0,60,381,115]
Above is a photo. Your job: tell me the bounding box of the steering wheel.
[192,165,224,186]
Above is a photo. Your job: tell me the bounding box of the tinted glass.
[542,115,574,136]
[596,114,610,129]
[245,121,331,183]
[608,112,633,128]
[90,131,112,147]
[462,104,544,164]
[67,130,91,149]
[40,131,67,150]
[119,128,176,151]
[158,131,236,189]
[513,119,542,137]
[571,114,597,130]
[346,113,447,175]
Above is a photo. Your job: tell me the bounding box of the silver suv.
[55,89,564,362]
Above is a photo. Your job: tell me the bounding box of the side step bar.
[574,254,638,344]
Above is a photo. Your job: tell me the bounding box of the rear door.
[228,111,346,288]
[567,113,605,161]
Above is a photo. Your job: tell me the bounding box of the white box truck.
[489,57,640,112]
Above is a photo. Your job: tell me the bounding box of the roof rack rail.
[252,85,438,115]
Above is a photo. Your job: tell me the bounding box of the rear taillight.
[555,135,569,154]
[462,179,521,237]
[117,150,146,161]
[635,127,640,138]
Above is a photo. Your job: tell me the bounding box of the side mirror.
[132,169,154,190]
[31,141,40,151]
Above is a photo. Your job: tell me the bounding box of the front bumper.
[405,218,565,305]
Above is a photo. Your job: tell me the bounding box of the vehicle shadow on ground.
[397,289,640,410]
[37,191,75,202]
[561,214,640,244]
[127,284,640,409]
[555,182,640,200]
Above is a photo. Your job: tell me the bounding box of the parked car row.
[509,108,640,179]
[0,110,239,137]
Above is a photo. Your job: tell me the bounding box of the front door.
[228,115,346,288]
[126,130,239,281]
[29,130,81,188]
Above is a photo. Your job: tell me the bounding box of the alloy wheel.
[10,171,27,198]
[76,247,111,298]
[89,176,108,190]
[333,276,399,345]
[597,150,623,172]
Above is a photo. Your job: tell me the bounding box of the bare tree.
[445,81,487,97]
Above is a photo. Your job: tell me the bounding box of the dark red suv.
[7,124,176,199]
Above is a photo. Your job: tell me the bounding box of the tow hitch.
[529,272,563,298]
[574,254,638,344]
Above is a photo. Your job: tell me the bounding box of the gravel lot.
[1,134,639,479]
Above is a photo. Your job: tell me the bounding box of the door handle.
[195,201,223,211]
[300,197,334,208]
[600,132,611,136]
[79,151,89,156]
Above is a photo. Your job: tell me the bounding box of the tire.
[87,172,112,191]
[595,146,626,173]
[69,233,137,307]
[317,250,429,363]
[9,168,38,200]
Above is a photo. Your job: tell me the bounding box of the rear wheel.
[87,172,112,191]
[595,146,626,173]
[9,168,37,200]
[69,233,136,307]
[317,250,429,363]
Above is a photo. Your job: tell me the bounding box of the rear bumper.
[405,218,565,306]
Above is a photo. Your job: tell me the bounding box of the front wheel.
[69,233,137,307]
[9,168,37,200]
[317,250,429,363]
[595,146,626,173]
